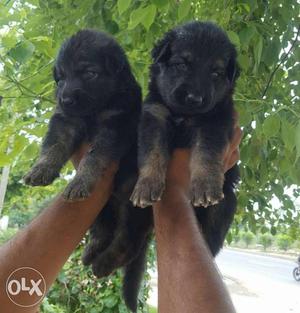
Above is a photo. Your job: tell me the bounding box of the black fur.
[131,21,240,265]
[24,29,141,200]
[23,29,151,312]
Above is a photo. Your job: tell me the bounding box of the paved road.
[216,249,299,286]
[148,249,300,312]
[216,249,300,313]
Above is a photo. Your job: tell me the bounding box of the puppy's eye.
[211,71,224,79]
[56,79,65,87]
[173,63,187,71]
[83,71,98,80]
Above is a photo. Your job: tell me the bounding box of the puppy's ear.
[227,52,240,83]
[105,47,126,74]
[53,66,59,83]
[152,35,172,64]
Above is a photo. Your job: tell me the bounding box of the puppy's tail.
[122,237,149,313]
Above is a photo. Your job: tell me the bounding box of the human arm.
[154,123,242,313]
[0,144,118,313]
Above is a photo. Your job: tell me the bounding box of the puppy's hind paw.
[130,176,165,208]
[63,177,91,201]
[82,242,100,266]
[91,255,119,278]
[24,163,59,186]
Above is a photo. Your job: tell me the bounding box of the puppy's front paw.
[130,176,165,208]
[191,174,224,207]
[24,163,59,186]
[63,176,91,201]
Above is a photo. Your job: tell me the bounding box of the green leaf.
[227,30,240,49]
[152,0,169,8]
[141,5,156,30]
[263,115,280,138]
[9,41,35,63]
[281,119,295,151]
[22,142,39,159]
[238,191,249,208]
[238,53,250,71]
[226,231,233,244]
[239,25,256,47]
[253,35,263,73]
[103,295,118,308]
[128,6,148,29]
[129,5,156,30]
[262,38,280,67]
[30,36,55,58]
[178,0,191,20]
[295,121,300,159]
[0,153,10,166]
[117,0,132,15]
[1,33,18,49]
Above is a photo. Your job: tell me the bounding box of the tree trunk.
[0,165,10,217]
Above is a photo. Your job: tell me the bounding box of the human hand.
[222,112,243,172]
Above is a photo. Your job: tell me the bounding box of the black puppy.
[24,29,140,201]
[131,21,240,256]
[24,30,152,312]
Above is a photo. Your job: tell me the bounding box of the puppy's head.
[54,30,126,116]
[152,21,239,115]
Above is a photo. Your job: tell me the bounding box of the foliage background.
[0,0,299,311]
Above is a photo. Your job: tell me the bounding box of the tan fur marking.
[144,104,169,122]
[140,145,165,178]
[215,59,225,69]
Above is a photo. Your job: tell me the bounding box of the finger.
[222,126,242,171]
[229,126,243,153]
[225,149,240,172]
[233,110,240,128]
[222,144,230,162]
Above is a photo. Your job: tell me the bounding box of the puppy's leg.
[195,165,239,256]
[130,103,171,208]
[63,110,130,200]
[91,204,152,278]
[82,201,117,265]
[24,113,85,186]
[190,126,228,207]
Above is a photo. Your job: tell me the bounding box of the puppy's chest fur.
[168,112,231,149]
[71,108,126,141]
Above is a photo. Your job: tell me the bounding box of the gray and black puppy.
[24,30,152,312]
[131,21,240,256]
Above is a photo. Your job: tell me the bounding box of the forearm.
[154,150,236,313]
[0,163,117,313]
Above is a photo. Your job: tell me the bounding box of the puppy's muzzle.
[185,94,203,106]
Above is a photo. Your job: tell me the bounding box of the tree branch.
[261,24,300,99]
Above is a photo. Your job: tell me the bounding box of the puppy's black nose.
[185,94,203,105]
[60,97,74,107]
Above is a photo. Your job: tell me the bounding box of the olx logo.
[6,267,46,307]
